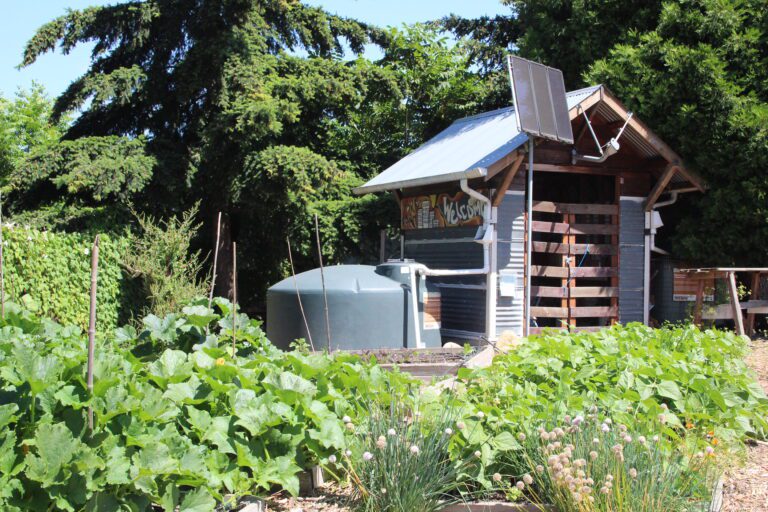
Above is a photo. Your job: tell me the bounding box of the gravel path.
[721,339,768,512]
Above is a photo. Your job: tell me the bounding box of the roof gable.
[355,85,703,195]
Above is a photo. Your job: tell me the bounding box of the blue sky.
[0,0,510,99]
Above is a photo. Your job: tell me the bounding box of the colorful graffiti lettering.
[401,191,486,230]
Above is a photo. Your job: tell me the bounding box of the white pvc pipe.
[417,179,492,278]
[414,178,496,341]
[643,211,651,326]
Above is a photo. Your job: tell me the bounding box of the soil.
[348,347,472,366]
[721,338,768,512]
[262,484,352,512]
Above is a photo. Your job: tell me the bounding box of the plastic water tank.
[266,261,441,350]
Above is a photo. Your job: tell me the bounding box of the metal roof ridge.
[451,84,602,124]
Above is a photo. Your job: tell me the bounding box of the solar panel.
[507,55,574,144]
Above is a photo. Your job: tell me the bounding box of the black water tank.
[266,261,441,350]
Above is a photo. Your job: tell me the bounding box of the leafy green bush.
[3,226,137,330]
[123,206,207,318]
[0,300,414,511]
[448,323,767,486]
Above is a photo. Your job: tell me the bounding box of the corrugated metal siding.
[404,227,486,337]
[619,198,645,323]
[652,256,689,323]
[496,192,525,336]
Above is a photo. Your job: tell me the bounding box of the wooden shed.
[355,85,705,341]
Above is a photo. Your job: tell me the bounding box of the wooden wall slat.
[531,306,568,318]
[532,242,617,255]
[571,306,618,318]
[533,201,619,215]
[531,222,618,236]
[570,267,618,278]
[531,266,568,278]
[570,224,619,235]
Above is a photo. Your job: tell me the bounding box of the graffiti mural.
[401,191,486,230]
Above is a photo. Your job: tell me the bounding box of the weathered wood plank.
[532,221,616,236]
[491,153,525,206]
[531,221,569,234]
[570,223,619,235]
[644,163,677,211]
[531,266,568,278]
[533,201,618,215]
[532,242,617,255]
[727,271,745,336]
[531,286,567,298]
[570,267,617,278]
[570,286,619,298]
[571,306,618,318]
[531,306,568,318]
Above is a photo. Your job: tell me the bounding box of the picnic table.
[676,268,768,336]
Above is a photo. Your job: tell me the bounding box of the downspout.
[415,178,495,341]
[643,187,698,324]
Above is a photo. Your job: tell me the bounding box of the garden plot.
[0,301,766,512]
[722,338,768,512]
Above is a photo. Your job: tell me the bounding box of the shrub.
[123,206,207,318]
[2,225,136,330]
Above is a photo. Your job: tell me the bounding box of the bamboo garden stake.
[87,235,100,432]
[286,238,315,351]
[314,214,331,352]
[207,212,222,312]
[232,241,237,358]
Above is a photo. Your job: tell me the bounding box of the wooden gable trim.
[598,88,706,193]
[644,163,678,211]
[492,153,525,207]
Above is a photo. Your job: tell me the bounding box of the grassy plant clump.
[345,398,464,512]
[511,413,719,512]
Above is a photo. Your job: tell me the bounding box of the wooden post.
[746,272,761,336]
[727,271,745,336]
[231,241,237,357]
[611,177,620,325]
[207,212,222,311]
[693,278,705,327]
[379,230,386,264]
[87,235,100,432]
[314,214,331,352]
[566,212,577,330]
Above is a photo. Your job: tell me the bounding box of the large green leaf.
[148,350,192,386]
[179,487,216,512]
[657,380,683,401]
[25,422,81,486]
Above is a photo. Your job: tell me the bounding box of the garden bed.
[349,346,475,382]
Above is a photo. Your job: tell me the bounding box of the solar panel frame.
[507,55,574,145]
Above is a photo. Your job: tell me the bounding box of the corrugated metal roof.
[355,86,602,194]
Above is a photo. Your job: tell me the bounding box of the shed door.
[527,174,620,332]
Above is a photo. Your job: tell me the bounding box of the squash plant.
[0,300,414,511]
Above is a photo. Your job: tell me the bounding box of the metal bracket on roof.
[571,111,633,164]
